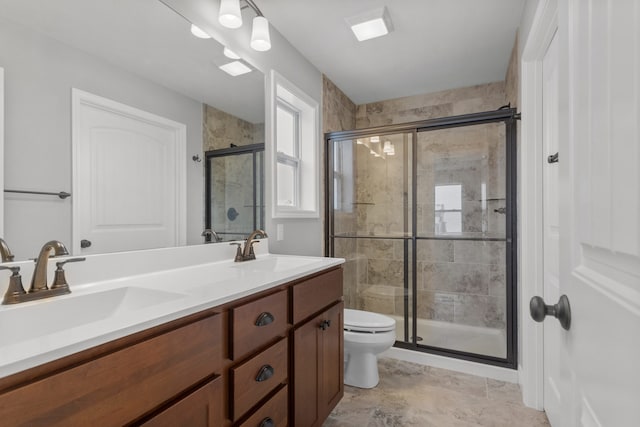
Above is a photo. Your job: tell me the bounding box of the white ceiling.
[0,0,526,120]
[0,0,265,123]
[258,0,525,105]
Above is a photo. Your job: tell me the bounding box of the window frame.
[275,99,301,208]
[269,70,320,219]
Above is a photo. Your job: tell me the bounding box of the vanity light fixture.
[346,7,394,42]
[219,0,243,29]
[190,24,211,39]
[250,16,271,51]
[218,0,272,52]
[219,61,252,76]
[224,47,241,59]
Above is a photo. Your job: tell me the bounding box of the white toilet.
[343,309,396,389]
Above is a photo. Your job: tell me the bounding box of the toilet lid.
[344,309,396,333]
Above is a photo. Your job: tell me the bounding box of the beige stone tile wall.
[203,104,263,151]
[505,35,519,108]
[356,81,508,129]
[322,74,357,134]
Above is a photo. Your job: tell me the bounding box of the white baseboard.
[381,347,519,383]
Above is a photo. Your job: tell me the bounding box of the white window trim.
[269,70,319,219]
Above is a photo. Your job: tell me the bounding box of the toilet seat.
[344,309,395,333]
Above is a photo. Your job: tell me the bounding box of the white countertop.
[0,242,344,379]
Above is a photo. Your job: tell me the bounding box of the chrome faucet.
[1,240,85,304]
[0,238,15,262]
[230,229,268,262]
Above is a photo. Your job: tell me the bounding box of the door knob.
[530,295,571,330]
[80,239,92,249]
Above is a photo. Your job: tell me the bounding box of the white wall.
[0,17,204,260]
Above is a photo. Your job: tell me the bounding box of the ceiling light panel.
[219,61,252,76]
[346,7,394,42]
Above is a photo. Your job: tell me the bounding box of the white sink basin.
[231,256,320,274]
[0,287,185,344]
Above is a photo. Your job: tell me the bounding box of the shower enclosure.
[205,143,264,242]
[326,109,517,367]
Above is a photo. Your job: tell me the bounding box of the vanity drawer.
[230,337,288,421]
[238,384,288,427]
[0,313,223,426]
[141,376,223,427]
[292,268,343,324]
[231,289,288,360]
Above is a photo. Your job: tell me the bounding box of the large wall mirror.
[0,0,265,260]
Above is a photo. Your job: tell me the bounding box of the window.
[270,71,319,218]
[434,184,462,233]
[276,100,300,207]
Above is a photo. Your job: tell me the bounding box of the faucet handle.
[55,257,86,268]
[51,257,86,291]
[0,265,27,305]
[247,240,260,257]
[0,265,21,274]
[230,242,243,262]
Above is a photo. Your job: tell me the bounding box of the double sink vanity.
[0,239,344,426]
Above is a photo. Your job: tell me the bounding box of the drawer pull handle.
[319,319,331,330]
[255,312,275,327]
[255,364,275,382]
[260,417,275,427]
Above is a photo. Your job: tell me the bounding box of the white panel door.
[72,89,186,254]
[561,0,640,425]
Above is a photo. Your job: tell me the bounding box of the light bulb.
[250,16,271,51]
[219,0,242,29]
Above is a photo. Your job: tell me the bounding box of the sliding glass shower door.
[327,109,517,367]
[330,131,415,343]
[205,144,264,242]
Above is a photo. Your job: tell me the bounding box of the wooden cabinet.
[292,270,344,427]
[0,312,223,426]
[0,266,343,427]
[141,376,223,427]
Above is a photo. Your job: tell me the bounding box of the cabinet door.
[293,312,321,427]
[319,301,344,421]
[141,376,223,427]
[293,302,344,427]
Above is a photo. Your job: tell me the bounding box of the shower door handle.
[529,295,571,330]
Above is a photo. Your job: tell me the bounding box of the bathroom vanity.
[0,243,344,426]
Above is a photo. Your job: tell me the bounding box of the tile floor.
[324,358,550,427]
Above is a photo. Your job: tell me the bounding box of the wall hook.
[192,154,202,163]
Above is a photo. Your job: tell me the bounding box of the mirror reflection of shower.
[205,143,264,242]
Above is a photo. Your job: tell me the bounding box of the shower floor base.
[390,315,506,359]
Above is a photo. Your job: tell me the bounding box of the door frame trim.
[71,89,187,255]
[519,0,558,410]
